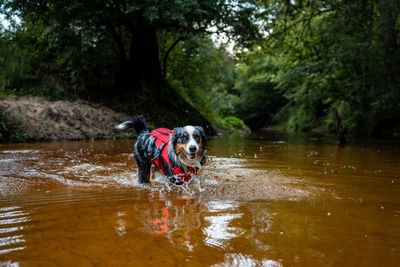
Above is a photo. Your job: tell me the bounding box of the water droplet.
[279,231,284,235]
[381,206,384,210]
[327,212,331,216]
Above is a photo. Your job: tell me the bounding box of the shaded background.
[0,0,399,141]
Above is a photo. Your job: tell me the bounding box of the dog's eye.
[180,133,189,142]
[193,133,201,142]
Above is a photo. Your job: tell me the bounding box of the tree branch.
[267,7,334,43]
[161,36,184,79]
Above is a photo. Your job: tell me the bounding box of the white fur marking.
[114,121,131,130]
[184,126,199,153]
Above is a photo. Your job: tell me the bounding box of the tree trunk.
[129,28,163,92]
[110,27,215,134]
[332,106,346,145]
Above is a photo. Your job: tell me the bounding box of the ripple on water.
[204,157,326,201]
[213,253,282,267]
[0,146,326,202]
[0,150,42,154]
[0,206,28,256]
[203,201,242,249]
[52,154,326,200]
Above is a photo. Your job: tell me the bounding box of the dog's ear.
[195,126,204,134]
[195,126,207,150]
[195,126,207,165]
[170,127,181,147]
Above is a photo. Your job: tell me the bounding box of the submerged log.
[332,106,346,145]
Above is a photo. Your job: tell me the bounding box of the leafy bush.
[0,28,63,99]
[215,116,250,133]
[0,110,26,142]
[167,36,249,132]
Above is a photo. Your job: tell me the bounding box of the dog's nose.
[189,145,197,153]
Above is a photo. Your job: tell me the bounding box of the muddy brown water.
[0,131,399,266]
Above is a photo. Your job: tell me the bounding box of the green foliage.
[0,110,26,142]
[1,0,399,139]
[0,31,35,94]
[121,132,137,139]
[237,0,400,137]
[233,54,286,129]
[0,0,262,131]
[166,35,248,132]
[214,116,250,132]
[0,25,65,99]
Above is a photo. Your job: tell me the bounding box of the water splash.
[151,171,205,196]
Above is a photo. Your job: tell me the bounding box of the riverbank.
[0,95,252,143]
[0,95,130,142]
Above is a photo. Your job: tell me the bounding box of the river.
[0,131,399,266]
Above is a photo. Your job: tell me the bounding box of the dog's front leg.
[150,164,156,180]
[137,161,151,185]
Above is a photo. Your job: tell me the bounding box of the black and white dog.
[113,115,207,185]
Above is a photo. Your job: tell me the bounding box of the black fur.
[112,115,148,134]
[114,115,207,185]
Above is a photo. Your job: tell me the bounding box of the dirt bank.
[0,96,130,142]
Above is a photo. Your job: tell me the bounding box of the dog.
[113,115,207,185]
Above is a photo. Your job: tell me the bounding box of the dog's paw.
[138,182,149,187]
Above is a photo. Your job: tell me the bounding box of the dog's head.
[170,125,207,167]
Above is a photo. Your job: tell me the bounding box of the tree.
[240,0,400,137]
[1,0,260,131]
[166,35,249,132]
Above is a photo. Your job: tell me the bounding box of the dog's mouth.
[185,151,197,160]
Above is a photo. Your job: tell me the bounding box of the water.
[0,131,399,266]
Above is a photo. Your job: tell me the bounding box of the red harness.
[150,128,197,183]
